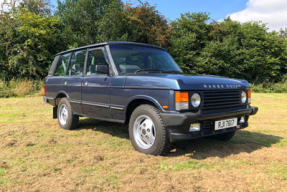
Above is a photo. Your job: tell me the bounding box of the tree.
[0,0,65,80]
[169,12,212,73]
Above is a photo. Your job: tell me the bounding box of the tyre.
[208,130,236,141]
[129,104,171,155]
[57,97,79,130]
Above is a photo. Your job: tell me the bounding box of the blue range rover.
[43,41,258,155]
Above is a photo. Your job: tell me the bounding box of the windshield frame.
[108,44,183,75]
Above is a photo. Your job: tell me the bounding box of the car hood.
[124,73,251,90]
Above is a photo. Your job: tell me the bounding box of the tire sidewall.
[57,98,74,130]
[129,105,165,155]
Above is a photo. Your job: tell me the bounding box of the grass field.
[0,93,287,191]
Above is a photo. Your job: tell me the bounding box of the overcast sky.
[1,0,287,31]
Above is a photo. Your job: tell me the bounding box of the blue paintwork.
[45,42,251,123]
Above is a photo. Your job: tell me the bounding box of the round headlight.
[241,91,247,103]
[191,93,201,108]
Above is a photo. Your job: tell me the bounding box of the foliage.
[0,0,65,80]
[0,78,44,97]
[169,15,287,84]
[0,0,287,87]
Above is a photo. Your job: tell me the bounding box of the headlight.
[241,91,247,103]
[191,93,201,108]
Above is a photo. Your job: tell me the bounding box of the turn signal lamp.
[175,92,189,110]
[247,90,251,104]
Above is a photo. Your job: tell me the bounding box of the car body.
[43,41,258,155]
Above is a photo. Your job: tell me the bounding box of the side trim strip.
[111,106,124,111]
[46,96,55,100]
[82,102,110,108]
[70,100,81,104]
[74,112,125,124]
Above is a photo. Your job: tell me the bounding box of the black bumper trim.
[161,107,257,127]
[43,96,56,106]
[169,123,248,142]
[250,106,258,115]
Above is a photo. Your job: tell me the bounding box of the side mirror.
[95,65,109,75]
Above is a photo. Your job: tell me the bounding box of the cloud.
[229,0,287,31]
[0,0,20,12]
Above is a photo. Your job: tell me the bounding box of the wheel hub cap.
[133,115,156,149]
[59,104,68,125]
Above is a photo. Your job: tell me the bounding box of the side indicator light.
[163,106,169,110]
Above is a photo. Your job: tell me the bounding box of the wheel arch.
[125,96,163,124]
[55,91,69,106]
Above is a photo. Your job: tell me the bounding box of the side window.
[68,50,86,76]
[86,49,108,75]
[54,53,71,76]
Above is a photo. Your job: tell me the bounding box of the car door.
[82,47,111,118]
[61,49,86,114]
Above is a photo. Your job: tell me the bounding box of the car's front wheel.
[57,97,79,130]
[129,104,171,155]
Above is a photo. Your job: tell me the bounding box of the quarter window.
[68,50,86,76]
[86,49,108,75]
[54,53,71,76]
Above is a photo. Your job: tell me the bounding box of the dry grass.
[0,93,287,191]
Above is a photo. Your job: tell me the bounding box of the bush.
[0,79,44,98]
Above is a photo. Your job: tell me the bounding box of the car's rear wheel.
[208,130,236,141]
[57,97,79,130]
[129,104,171,155]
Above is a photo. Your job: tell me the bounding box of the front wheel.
[129,105,171,155]
[57,97,79,130]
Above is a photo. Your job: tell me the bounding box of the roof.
[56,41,166,55]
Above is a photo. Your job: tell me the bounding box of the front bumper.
[161,106,258,142]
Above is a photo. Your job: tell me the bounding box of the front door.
[82,47,111,118]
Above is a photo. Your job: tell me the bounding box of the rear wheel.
[57,97,79,130]
[129,104,171,155]
[208,130,236,141]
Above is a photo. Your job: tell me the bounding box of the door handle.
[64,81,67,85]
[84,82,88,86]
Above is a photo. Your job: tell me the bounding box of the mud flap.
[53,106,57,119]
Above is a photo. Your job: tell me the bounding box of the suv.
[44,41,258,155]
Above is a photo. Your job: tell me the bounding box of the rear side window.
[86,49,108,75]
[68,49,86,76]
[54,53,71,76]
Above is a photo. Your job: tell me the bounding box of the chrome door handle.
[64,81,67,85]
[84,82,88,86]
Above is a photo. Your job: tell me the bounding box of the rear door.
[61,49,87,114]
[82,47,111,118]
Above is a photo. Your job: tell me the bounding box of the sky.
[1,0,287,31]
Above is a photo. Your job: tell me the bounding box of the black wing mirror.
[95,65,109,75]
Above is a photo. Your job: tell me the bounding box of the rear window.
[68,50,86,76]
[54,53,71,76]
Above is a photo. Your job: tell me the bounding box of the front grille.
[202,90,245,114]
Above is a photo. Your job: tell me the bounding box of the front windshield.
[109,45,182,74]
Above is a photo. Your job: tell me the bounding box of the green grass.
[0,94,287,191]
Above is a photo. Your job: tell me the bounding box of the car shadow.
[76,118,283,159]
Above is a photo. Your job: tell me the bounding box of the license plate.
[215,118,237,130]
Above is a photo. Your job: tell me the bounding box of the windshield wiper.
[135,68,163,74]
[162,70,184,74]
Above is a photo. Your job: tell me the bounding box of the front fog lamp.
[190,123,200,132]
[240,116,245,123]
[191,93,201,108]
[241,91,247,103]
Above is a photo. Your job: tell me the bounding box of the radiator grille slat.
[202,90,246,113]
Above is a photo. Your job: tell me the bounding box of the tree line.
[1,0,287,84]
